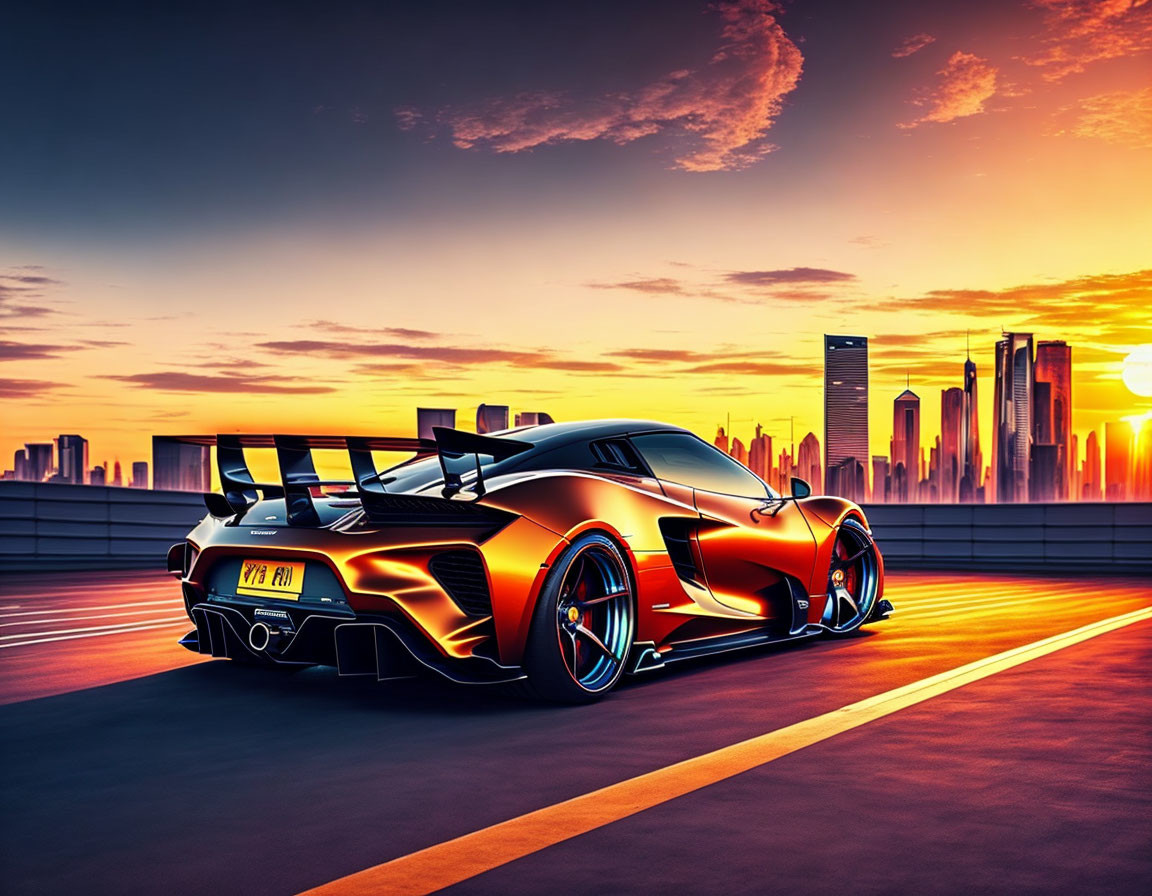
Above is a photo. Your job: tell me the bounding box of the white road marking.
[1,607,193,628]
[0,617,190,643]
[0,620,193,650]
[0,599,183,618]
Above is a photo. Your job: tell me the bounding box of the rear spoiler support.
[431,426,533,498]
[163,430,533,524]
[215,434,436,518]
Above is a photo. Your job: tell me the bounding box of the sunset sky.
[2,0,1150,476]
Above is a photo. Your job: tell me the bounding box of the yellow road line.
[300,606,1152,896]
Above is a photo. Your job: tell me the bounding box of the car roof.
[495,419,690,451]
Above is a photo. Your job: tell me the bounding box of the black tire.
[820,517,880,636]
[521,532,635,704]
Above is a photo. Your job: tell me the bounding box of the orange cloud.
[398,0,803,172]
[0,377,63,399]
[102,371,337,395]
[1027,0,1152,81]
[892,33,937,58]
[904,51,998,127]
[1052,86,1152,149]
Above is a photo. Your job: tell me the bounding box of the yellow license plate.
[237,559,305,600]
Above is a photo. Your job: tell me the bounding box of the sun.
[1121,345,1152,397]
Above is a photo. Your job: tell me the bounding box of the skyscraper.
[714,426,728,454]
[475,404,509,434]
[730,437,747,465]
[24,443,54,482]
[514,412,554,427]
[824,335,868,498]
[748,424,771,482]
[131,461,149,489]
[90,465,106,486]
[891,387,919,503]
[871,456,890,503]
[993,332,1034,503]
[1082,430,1102,501]
[960,344,981,502]
[940,387,963,503]
[1070,432,1080,501]
[417,407,456,439]
[1104,421,1132,501]
[153,437,211,492]
[1034,341,1072,500]
[1134,416,1152,501]
[13,449,28,481]
[57,434,88,485]
[796,432,821,494]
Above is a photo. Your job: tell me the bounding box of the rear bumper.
[182,599,524,685]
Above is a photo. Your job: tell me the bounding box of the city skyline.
[9,328,1150,501]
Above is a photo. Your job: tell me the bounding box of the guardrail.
[1,481,1148,574]
[0,481,205,572]
[860,502,1152,574]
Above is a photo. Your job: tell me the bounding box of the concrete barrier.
[860,502,1152,574]
[1,481,1148,574]
[0,481,206,572]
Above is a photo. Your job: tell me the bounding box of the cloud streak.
[1027,0,1152,81]
[102,372,338,395]
[892,33,937,58]
[1052,86,1152,149]
[723,267,856,286]
[0,378,63,399]
[399,0,803,172]
[904,51,998,127]
[0,340,82,361]
[588,266,858,304]
[259,339,628,374]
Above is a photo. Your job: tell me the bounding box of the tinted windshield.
[631,432,773,497]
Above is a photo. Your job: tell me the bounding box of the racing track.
[1,570,1150,895]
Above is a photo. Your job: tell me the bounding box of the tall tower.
[891,386,920,502]
[1034,341,1071,500]
[993,332,1034,503]
[960,338,981,502]
[940,387,964,503]
[57,434,89,485]
[417,408,456,439]
[1083,431,1101,501]
[475,404,509,434]
[1104,422,1132,500]
[748,424,771,482]
[797,432,822,495]
[152,437,211,492]
[824,335,869,500]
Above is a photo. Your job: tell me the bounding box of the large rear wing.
[165,430,532,525]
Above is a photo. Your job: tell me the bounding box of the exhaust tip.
[248,622,271,652]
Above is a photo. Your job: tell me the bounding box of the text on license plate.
[237,559,305,600]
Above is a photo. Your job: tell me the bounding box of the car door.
[630,432,817,621]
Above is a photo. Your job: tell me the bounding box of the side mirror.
[790,477,811,499]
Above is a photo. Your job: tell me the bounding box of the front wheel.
[522,533,635,704]
[820,517,880,635]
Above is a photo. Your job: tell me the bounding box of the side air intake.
[429,550,493,617]
[658,518,704,587]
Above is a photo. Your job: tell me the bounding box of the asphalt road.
[1,570,1149,895]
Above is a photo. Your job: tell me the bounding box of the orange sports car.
[169,420,890,702]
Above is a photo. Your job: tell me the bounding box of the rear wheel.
[821,517,879,635]
[522,533,635,703]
